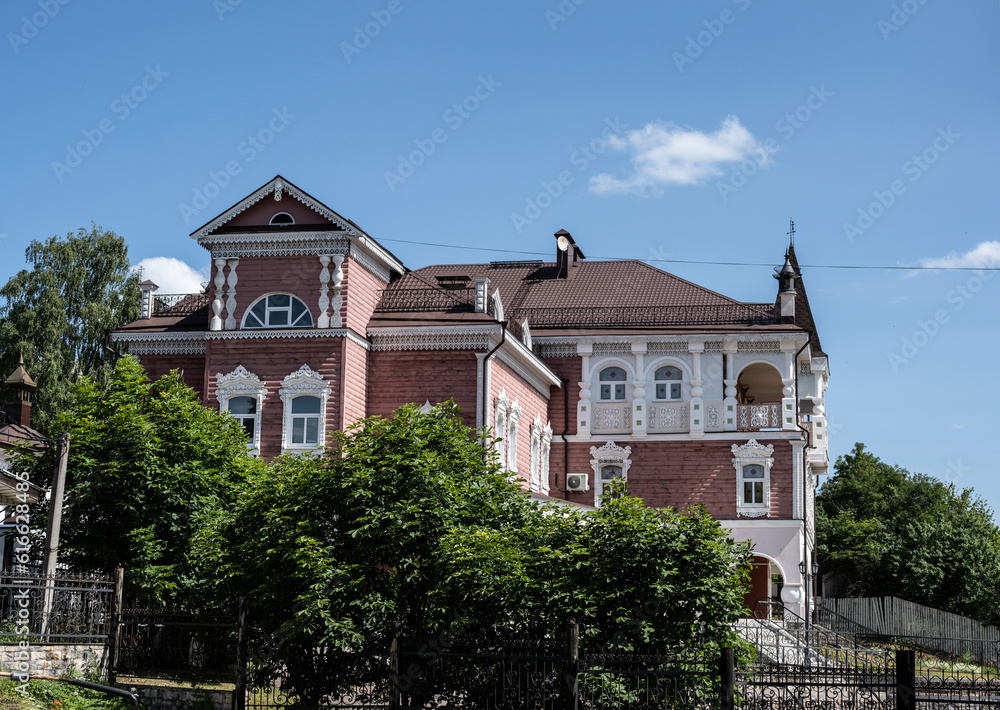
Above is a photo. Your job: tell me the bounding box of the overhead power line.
[377,237,1000,272]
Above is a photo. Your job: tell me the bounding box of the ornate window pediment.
[590,441,632,507]
[279,365,330,452]
[732,439,774,518]
[216,365,267,456]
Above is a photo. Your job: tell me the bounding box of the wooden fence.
[821,596,1000,665]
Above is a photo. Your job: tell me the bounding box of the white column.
[723,340,738,431]
[688,340,705,438]
[577,342,592,436]
[224,258,239,330]
[631,341,647,438]
[330,255,345,328]
[792,440,806,519]
[139,282,157,320]
[318,255,331,328]
[210,258,226,331]
[781,340,797,430]
[473,276,490,313]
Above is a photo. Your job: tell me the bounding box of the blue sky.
[3,2,999,511]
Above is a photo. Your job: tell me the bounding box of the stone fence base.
[126,683,233,710]
[0,643,107,677]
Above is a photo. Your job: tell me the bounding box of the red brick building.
[113,176,830,615]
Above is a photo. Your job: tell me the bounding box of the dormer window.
[599,367,627,401]
[270,212,295,226]
[243,294,313,328]
[654,366,683,401]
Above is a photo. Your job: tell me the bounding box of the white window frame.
[653,364,684,402]
[590,441,632,507]
[540,423,552,495]
[529,416,543,492]
[243,293,313,329]
[732,439,774,518]
[279,365,330,452]
[507,399,521,473]
[215,365,267,456]
[269,211,295,225]
[494,389,509,469]
[598,366,629,402]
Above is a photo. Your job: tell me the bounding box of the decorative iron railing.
[114,608,237,682]
[737,403,782,431]
[510,304,779,329]
[153,293,210,315]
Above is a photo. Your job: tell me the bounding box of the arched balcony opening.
[736,363,783,431]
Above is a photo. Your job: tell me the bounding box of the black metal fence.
[113,608,237,683]
[0,567,114,643]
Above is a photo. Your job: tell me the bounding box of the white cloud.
[915,241,1000,271]
[589,116,771,196]
[134,257,209,293]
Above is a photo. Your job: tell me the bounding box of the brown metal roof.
[116,293,210,333]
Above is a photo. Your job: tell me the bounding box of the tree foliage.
[18,356,252,605]
[817,443,1000,623]
[196,402,751,703]
[0,225,140,434]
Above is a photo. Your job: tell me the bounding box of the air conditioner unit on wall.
[566,473,589,492]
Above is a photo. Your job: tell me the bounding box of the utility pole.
[40,431,69,638]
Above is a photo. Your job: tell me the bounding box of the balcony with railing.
[646,402,689,433]
[590,402,632,436]
[737,403,782,431]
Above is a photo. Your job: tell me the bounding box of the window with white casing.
[269,212,295,226]
[540,423,552,495]
[215,365,267,456]
[279,365,330,452]
[494,389,509,469]
[590,441,632,507]
[243,294,313,329]
[598,366,628,401]
[654,365,683,401]
[529,416,542,492]
[732,439,774,518]
[507,399,521,473]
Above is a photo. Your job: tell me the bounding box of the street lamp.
[799,560,820,665]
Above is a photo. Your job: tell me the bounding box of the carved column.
[330,255,345,328]
[631,341,647,438]
[210,258,226,331]
[224,258,239,330]
[781,340,797,430]
[689,340,705,438]
[577,342,592,436]
[723,340,738,431]
[317,255,331,328]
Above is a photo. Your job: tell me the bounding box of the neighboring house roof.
[115,293,211,333]
[0,424,46,505]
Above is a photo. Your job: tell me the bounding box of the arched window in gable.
[243,294,313,328]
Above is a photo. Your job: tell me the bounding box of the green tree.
[0,225,140,434]
[196,402,751,704]
[817,443,1000,623]
[18,356,252,605]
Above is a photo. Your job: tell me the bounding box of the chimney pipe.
[774,252,797,324]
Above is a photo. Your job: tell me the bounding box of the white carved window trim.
[279,365,330,452]
[590,441,632,507]
[494,389,509,469]
[732,439,774,518]
[529,416,543,492]
[540,423,552,495]
[507,399,521,473]
[598,366,629,402]
[652,364,685,401]
[243,293,313,329]
[215,365,267,456]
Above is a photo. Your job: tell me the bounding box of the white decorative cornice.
[207,328,370,350]
[111,332,207,355]
[205,234,350,260]
[192,177,361,240]
[534,333,808,347]
[731,439,775,459]
[590,440,632,465]
[368,325,501,352]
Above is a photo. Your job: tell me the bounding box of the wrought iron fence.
[0,568,114,643]
[152,293,210,315]
[376,287,477,313]
[114,608,237,683]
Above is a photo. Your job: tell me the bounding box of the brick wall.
[560,438,795,518]
[136,354,207,398]
[366,350,479,429]
[342,338,369,430]
[342,256,386,333]
[212,255,320,329]
[206,337,343,458]
[490,359,551,486]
